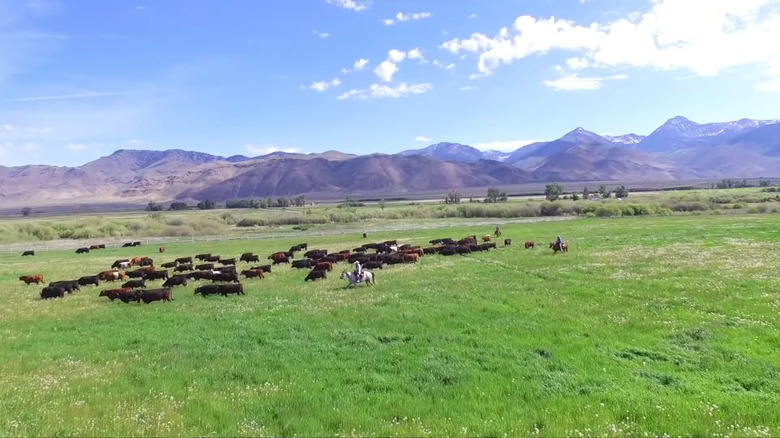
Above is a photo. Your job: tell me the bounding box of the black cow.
[126,268,149,278]
[49,280,80,293]
[162,274,188,288]
[161,261,177,268]
[272,256,290,265]
[175,256,193,265]
[504,238,512,246]
[204,255,221,262]
[77,275,100,287]
[210,272,240,283]
[188,270,214,281]
[75,247,90,254]
[292,259,314,269]
[218,283,244,296]
[137,288,172,304]
[22,250,35,256]
[304,270,326,281]
[41,286,66,299]
[196,263,214,271]
[131,241,142,247]
[118,292,140,303]
[122,242,133,248]
[174,263,193,272]
[195,253,211,261]
[304,249,327,258]
[194,285,221,296]
[218,265,237,274]
[251,265,272,273]
[144,270,169,281]
[220,258,236,266]
[240,253,259,263]
[137,258,154,267]
[122,279,146,289]
[363,261,385,270]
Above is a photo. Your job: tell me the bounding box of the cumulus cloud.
[440,0,780,89]
[245,144,302,155]
[374,61,399,82]
[543,73,627,91]
[383,11,431,26]
[387,49,407,63]
[337,83,432,100]
[326,0,367,11]
[305,77,341,91]
[313,30,330,38]
[353,58,369,71]
[473,140,538,152]
[415,136,432,142]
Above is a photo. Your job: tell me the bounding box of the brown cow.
[525,241,535,249]
[482,235,492,242]
[159,246,166,253]
[402,253,420,263]
[241,269,265,279]
[19,274,44,285]
[99,287,134,301]
[312,261,333,272]
[98,270,127,282]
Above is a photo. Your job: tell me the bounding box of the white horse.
[340,270,375,286]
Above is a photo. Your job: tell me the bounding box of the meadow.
[1,213,779,436]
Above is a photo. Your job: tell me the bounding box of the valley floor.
[1,214,779,436]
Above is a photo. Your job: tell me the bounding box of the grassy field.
[1,214,779,436]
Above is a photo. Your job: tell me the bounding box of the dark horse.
[524,241,535,249]
[549,242,568,253]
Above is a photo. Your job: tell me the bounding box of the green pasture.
[1,214,779,436]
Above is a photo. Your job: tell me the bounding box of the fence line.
[0,216,576,254]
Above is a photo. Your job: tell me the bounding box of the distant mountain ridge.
[1,115,779,207]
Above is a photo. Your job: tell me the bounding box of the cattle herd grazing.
[18,232,565,303]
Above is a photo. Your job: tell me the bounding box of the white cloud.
[313,30,330,38]
[337,83,432,100]
[326,0,367,11]
[374,61,398,82]
[407,48,425,62]
[459,85,476,91]
[469,14,478,19]
[473,140,538,152]
[305,77,341,91]
[2,124,14,132]
[66,143,88,151]
[383,11,431,26]
[387,49,407,63]
[440,0,780,88]
[245,144,302,155]
[543,73,627,91]
[353,58,369,71]
[415,136,432,142]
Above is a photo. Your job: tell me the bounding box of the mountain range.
[1,115,778,207]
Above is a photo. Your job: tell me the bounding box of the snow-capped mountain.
[480,149,512,162]
[397,142,485,163]
[603,134,647,145]
[636,116,780,153]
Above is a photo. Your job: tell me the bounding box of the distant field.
[1,214,779,436]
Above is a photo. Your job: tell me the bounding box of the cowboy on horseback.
[556,235,563,247]
[353,260,363,283]
[494,226,501,237]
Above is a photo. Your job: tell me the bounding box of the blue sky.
[1,0,779,166]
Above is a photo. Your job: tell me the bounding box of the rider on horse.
[354,260,363,282]
[556,235,563,248]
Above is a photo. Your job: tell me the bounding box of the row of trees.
[144,195,307,212]
[444,188,508,204]
[544,183,629,201]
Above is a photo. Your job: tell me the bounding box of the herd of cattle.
[17,232,563,303]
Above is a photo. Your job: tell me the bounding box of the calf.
[137,288,173,304]
[41,286,66,299]
[22,250,35,256]
[75,247,90,254]
[77,275,100,287]
[99,288,134,301]
[159,246,166,253]
[251,264,272,273]
[19,274,45,285]
[241,269,264,279]
[121,279,146,289]
[162,274,188,288]
[304,270,327,281]
[144,270,169,281]
[312,261,333,272]
[504,238,512,247]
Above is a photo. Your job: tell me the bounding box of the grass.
[1,214,779,436]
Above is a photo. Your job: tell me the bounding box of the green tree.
[485,187,508,203]
[444,189,461,204]
[598,184,611,198]
[571,192,580,201]
[582,186,590,199]
[144,201,163,211]
[378,199,386,210]
[544,183,564,201]
[169,201,188,210]
[197,199,216,210]
[293,195,307,207]
[614,185,629,199]
[21,207,32,217]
